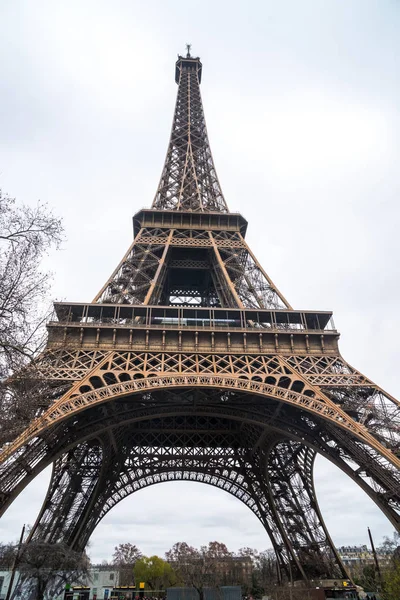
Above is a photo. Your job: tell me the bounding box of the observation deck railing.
[49,303,336,334]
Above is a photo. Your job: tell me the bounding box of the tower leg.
[29,440,104,546]
[264,439,348,581]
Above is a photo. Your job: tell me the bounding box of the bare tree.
[237,547,278,595]
[165,541,234,600]
[112,543,142,585]
[378,531,400,557]
[0,542,17,568]
[3,539,89,600]
[0,190,63,444]
[254,549,278,593]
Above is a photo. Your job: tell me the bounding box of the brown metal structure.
[0,50,399,585]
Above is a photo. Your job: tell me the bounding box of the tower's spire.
[93,52,290,310]
[152,51,228,212]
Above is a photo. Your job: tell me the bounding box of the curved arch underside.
[1,386,399,524]
[28,411,346,583]
[1,385,398,584]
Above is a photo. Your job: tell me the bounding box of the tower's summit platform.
[175,45,202,83]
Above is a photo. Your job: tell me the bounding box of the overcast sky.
[0,0,399,563]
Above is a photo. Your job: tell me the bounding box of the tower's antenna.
[186,43,192,58]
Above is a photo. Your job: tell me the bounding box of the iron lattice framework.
[1,50,399,585]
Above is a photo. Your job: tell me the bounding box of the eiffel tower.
[0,48,399,585]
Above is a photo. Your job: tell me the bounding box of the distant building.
[337,545,391,575]
[166,555,253,589]
[86,565,121,599]
[0,565,120,600]
[218,556,253,586]
[0,568,13,600]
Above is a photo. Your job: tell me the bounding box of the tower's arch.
[1,382,398,585]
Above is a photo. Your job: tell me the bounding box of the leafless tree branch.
[0,189,64,444]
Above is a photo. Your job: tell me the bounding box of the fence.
[166,587,241,600]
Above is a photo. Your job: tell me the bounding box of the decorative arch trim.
[1,373,398,469]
